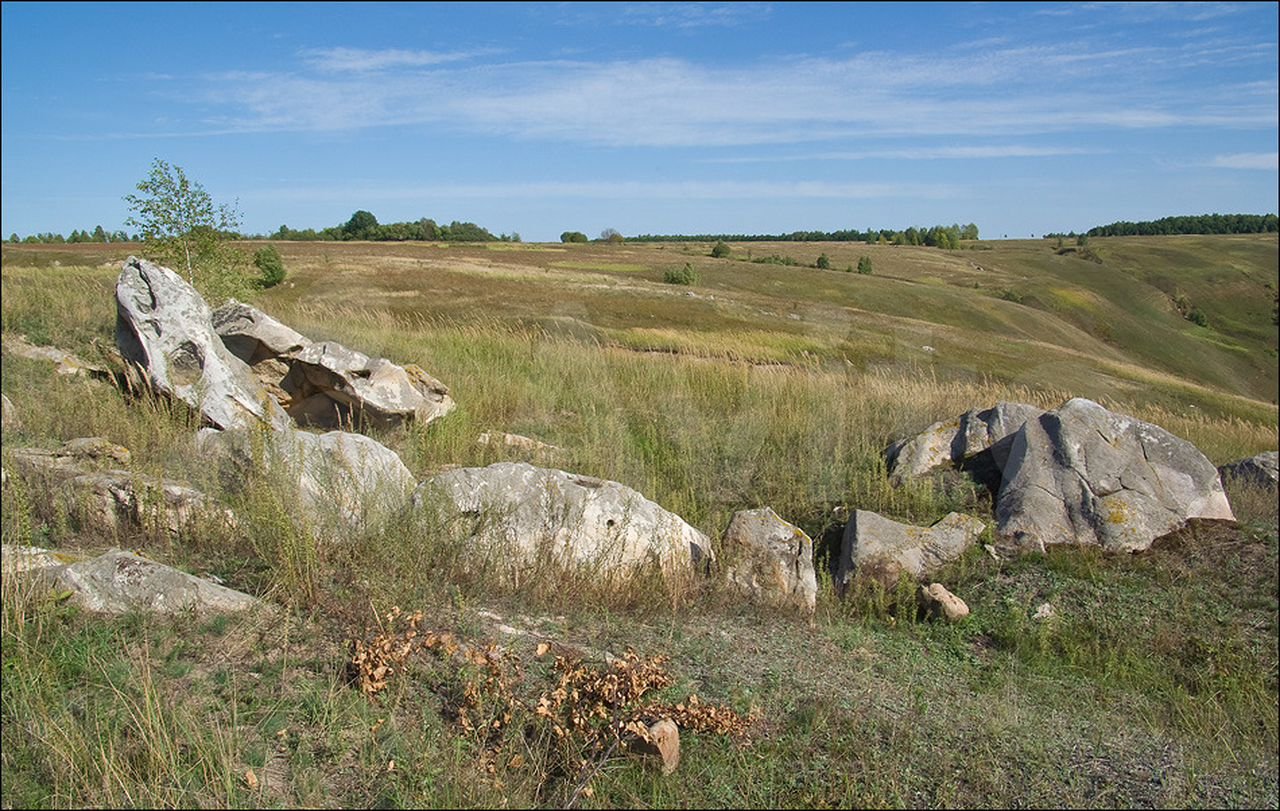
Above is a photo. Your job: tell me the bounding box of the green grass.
[2,236,1277,807]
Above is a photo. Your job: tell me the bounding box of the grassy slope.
[2,236,1277,808]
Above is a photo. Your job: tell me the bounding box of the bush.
[560,231,588,244]
[710,240,731,259]
[856,256,873,275]
[816,253,831,270]
[254,245,286,288]
[664,263,699,286]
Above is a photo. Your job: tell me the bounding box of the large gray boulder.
[211,300,454,431]
[886,402,1044,485]
[115,257,292,431]
[416,462,712,578]
[722,507,817,614]
[196,426,415,528]
[1219,451,1279,489]
[836,510,986,587]
[51,549,258,614]
[997,398,1235,553]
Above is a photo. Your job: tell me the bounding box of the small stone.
[1033,602,1055,621]
[919,583,969,622]
[631,719,680,775]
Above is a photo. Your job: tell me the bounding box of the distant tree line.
[267,210,514,243]
[1083,213,1277,237]
[8,226,134,244]
[628,223,979,247]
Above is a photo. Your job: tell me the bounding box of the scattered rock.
[629,718,681,775]
[476,431,560,456]
[1218,451,1279,489]
[115,257,293,432]
[722,507,817,614]
[47,548,259,615]
[2,333,111,379]
[918,583,969,622]
[56,471,234,538]
[836,509,986,587]
[1,544,80,574]
[997,398,1235,553]
[886,402,1045,486]
[416,462,712,578]
[10,437,133,477]
[1033,602,1056,621]
[2,393,19,432]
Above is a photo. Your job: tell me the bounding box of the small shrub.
[999,288,1024,304]
[856,256,873,275]
[253,245,286,288]
[815,253,830,270]
[710,241,731,259]
[664,263,699,285]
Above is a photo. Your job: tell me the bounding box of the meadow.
[2,234,1277,807]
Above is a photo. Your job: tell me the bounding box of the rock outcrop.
[416,462,712,577]
[211,300,455,431]
[1218,451,1279,489]
[115,257,292,432]
[722,507,817,614]
[836,510,986,587]
[10,438,234,537]
[997,398,1235,552]
[886,402,1044,486]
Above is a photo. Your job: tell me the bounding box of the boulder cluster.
[2,256,1272,621]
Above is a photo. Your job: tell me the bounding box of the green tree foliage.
[856,256,873,274]
[600,228,624,244]
[124,159,242,282]
[710,240,731,258]
[1088,213,1277,237]
[663,263,699,285]
[815,252,831,269]
[560,231,589,243]
[342,210,380,241]
[253,244,286,288]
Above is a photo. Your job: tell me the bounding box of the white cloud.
[1210,152,1279,170]
[300,46,492,73]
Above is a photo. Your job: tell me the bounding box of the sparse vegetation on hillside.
[2,234,1277,808]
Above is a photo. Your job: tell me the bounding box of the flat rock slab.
[837,509,986,586]
[115,257,292,432]
[51,549,259,615]
[417,461,712,578]
[997,398,1235,552]
[722,507,817,614]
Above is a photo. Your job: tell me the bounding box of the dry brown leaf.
[244,768,259,790]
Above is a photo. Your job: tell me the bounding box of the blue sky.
[2,1,1276,241]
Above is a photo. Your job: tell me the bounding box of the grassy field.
[2,236,1277,807]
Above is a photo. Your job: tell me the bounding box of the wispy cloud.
[1210,152,1279,170]
[246,179,959,202]
[555,3,773,29]
[101,30,1276,149]
[705,145,1105,164]
[300,46,494,73]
